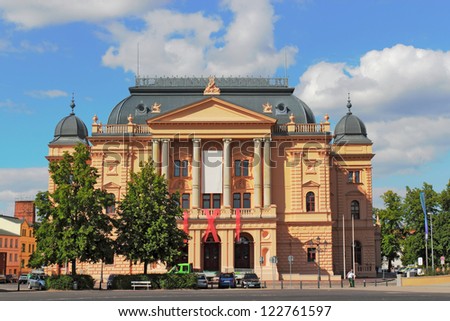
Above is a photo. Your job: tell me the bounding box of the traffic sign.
[288,255,294,263]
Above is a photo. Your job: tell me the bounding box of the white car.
[28,274,47,290]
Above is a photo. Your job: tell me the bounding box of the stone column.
[263,137,272,207]
[192,139,201,208]
[253,138,262,208]
[161,139,170,179]
[152,139,160,174]
[223,138,232,208]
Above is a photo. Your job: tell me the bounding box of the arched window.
[353,241,362,265]
[106,193,116,214]
[351,200,360,219]
[306,192,315,212]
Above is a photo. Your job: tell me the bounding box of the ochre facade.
[46,77,380,282]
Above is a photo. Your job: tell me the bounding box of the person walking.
[347,269,355,287]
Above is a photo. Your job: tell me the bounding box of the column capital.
[192,138,202,143]
[161,138,171,143]
[253,138,263,143]
[152,138,160,142]
[223,138,232,143]
[264,137,272,143]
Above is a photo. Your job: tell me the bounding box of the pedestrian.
[347,269,355,287]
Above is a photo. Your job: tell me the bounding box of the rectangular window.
[15,239,18,248]
[243,193,251,208]
[174,160,181,177]
[9,254,12,262]
[22,229,26,236]
[29,244,31,253]
[202,194,211,209]
[4,238,7,248]
[181,160,189,177]
[14,254,18,262]
[21,244,25,253]
[234,160,241,176]
[213,194,221,209]
[0,238,2,247]
[32,244,35,253]
[10,239,13,248]
[242,160,249,176]
[307,248,316,262]
[21,260,25,268]
[105,252,114,265]
[181,193,190,209]
[348,170,361,183]
[29,230,32,237]
[233,193,241,208]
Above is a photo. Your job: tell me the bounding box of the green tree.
[401,183,439,266]
[115,161,188,274]
[376,190,404,270]
[30,144,115,275]
[432,180,450,266]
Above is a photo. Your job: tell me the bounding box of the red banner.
[202,209,220,242]
[235,208,241,242]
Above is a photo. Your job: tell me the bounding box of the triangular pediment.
[147,97,276,124]
[103,182,121,190]
[303,180,320,187]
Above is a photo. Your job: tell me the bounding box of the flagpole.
[343,214,346,278]
[430,212,434,271]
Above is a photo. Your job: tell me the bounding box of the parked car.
[241,273,261,288]
[218,272,236,288]
[106,274,117,290]
[0,274,6,284]
[6,274,18,283]
[196,273,209,289]
[18,274,28,284]
[28,274,47,290]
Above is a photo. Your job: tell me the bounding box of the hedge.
[46,274,95,290]
[109,273,197,290]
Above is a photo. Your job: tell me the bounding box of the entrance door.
[203,235,220,271]
[235,235,253,269]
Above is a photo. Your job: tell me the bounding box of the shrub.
[46,274,95,290]
[110,273,196,290]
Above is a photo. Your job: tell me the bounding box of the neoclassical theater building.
[46,77,381,280]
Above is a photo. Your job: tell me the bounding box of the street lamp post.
[430,213,434,271]
[309,237,328,288]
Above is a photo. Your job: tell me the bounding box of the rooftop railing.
[135,76,289,88]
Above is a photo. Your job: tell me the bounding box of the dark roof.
[334,99,371,145]
[0,229,19,237]
[107,77,316,125]
[49,96,89,147]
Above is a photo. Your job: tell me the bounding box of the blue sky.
[1,0,450,215]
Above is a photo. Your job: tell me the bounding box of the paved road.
[1,282,450,301]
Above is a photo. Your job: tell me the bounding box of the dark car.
[218,272,236,288]
[106,274,117,289]
[6,274,18,283]
[241,273,261,288]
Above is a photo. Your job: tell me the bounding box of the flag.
[420,192,428,240]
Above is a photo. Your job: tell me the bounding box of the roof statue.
[203,76,221,95]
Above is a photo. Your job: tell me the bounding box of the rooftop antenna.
[284,48,288,82]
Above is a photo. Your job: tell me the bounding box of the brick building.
[0,201,36,275]
[45,77,380,280]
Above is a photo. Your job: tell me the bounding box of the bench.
[131,281,152,290]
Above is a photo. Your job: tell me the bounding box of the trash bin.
[73,281,78,290]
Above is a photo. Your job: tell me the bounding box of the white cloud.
[0,0,167,29]
[102,0,297,76]
[368,116,450,176]
[0,38,58,53]
[294,44,450,177]
[0,167,48,216]
[296,44,450,120]
[26,89,68,99]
